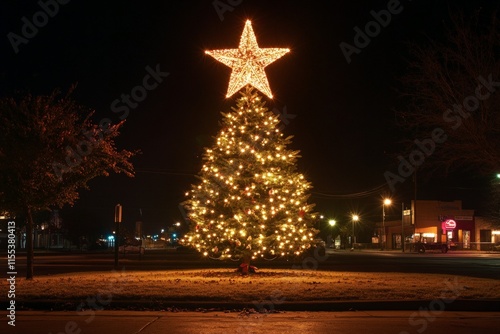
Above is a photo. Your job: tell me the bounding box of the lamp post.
[382,199,391,250]
[329,220,336,249]
[351,214,359,250]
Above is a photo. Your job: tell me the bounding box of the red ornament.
[298,210,305,217]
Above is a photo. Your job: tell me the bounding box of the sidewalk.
[5,310,500,334]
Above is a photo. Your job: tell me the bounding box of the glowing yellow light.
[204,20,290,99]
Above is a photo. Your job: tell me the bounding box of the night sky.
[0,0,497,236]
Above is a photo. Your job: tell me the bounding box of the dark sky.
[0,0,497,235]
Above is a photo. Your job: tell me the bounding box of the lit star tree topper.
[181,87,318,262]
[205,20,290,99]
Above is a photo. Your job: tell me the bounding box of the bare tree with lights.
[181,21,318,271]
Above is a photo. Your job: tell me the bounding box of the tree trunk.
[240,258,250,275]
[26,206,34,280]
[239,253,255,275]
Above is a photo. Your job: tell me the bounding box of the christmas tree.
[180,20,318,263]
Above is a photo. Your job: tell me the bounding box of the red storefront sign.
[441,219,457,230]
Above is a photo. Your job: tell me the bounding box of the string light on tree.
[181,21,317,265]
[205,20,290,99]
[181,88,317,260]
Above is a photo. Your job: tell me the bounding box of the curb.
[18,299,500,312]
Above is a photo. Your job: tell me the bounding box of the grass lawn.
[12,268,500,304]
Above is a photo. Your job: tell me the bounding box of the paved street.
[3,311,499,334]
[6,248,500,279]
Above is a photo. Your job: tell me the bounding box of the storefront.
[439,216,475,249]
[377,200,477,250]
[475,216,500,250]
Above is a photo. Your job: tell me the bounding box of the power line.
[312,183,389,199]
[136,169,390,200]
[135,169,196,177]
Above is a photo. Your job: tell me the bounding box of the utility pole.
[402,202,405,253]
[413,169,418,251]
[114,204,122,269]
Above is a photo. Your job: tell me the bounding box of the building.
[33,210,71,249]
[475,216,500,251]
[375,200,499,251]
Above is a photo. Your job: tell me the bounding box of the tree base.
[237,261,258,275]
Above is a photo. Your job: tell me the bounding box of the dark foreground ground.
[4,310,500,334]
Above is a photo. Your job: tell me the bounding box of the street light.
[381,199,392,250]
[351,214,359,250]
[328,220,336,249]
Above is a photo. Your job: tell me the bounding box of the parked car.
[302,238,326,257]
[415,241,448,253]
[119,237,145,255]
[88,239,108,250]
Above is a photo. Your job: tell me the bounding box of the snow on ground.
[13,269,500,302]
